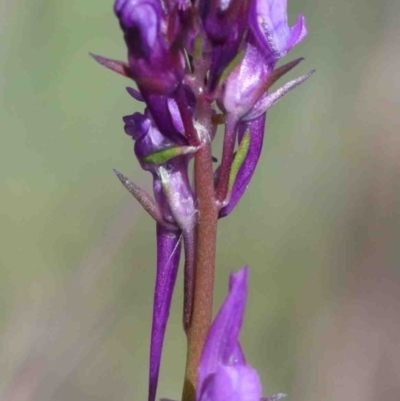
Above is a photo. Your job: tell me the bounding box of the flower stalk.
[183,137,219,401]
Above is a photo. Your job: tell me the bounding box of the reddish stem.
[182,139,218,401]
[179,93,218,401]
[175,85,201,147]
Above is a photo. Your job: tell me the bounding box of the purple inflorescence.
[93,1,312,400]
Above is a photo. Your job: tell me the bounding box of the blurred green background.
[1,1,400,400]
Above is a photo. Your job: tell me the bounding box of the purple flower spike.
[250,0,307,61]
[197,266,264,401]
[102,1,312,399]
[149,224,182,401]
[219,115,265,218]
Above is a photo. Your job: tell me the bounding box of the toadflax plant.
[92,0,312,401]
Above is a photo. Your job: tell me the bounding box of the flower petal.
[249,0,307,60]
[144,94,188,145]
[222,40,272,119]
[199,365,262,401]
[198,267,249,394]
[123,112,151,140]
[158,161,196,231]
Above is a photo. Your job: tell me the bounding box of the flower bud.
[115,0,185,94]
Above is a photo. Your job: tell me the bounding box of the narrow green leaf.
[142,146,197,165]
[228,131,250,191]
[218,48,245,87]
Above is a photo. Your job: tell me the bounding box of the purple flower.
[221,36,271,119]
[119,107,198,401]
[200,0,243,42]
[197,267,283,401]
[217,0,313,216]
[114,0,185,94]
[249,0,307,61]
[200,0,251,89]
[221,0,309,120]
[220,64,314,218]
[123,108,196,228]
